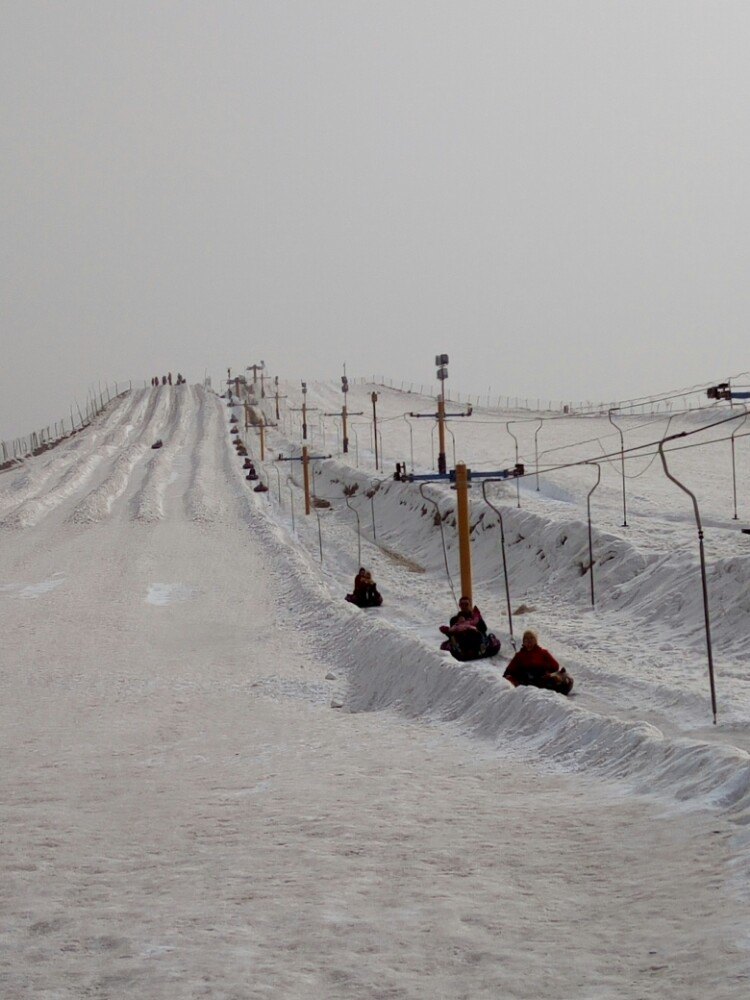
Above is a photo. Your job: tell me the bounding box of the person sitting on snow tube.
[346,569,383,608]
[439,596,501,661]
[345,567,366,603]
[503,629,573,695]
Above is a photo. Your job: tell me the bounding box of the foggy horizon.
[3,1,750,439]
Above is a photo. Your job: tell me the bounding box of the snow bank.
[236,465,750,827]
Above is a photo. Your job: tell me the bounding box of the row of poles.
[232,362,749,726]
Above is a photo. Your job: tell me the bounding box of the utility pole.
[276,449,332,516]
[273,376,288,422]
[408,358,472,470]
[323,390,362,454]
[455,463,472,605]
[289,381,318,441]
[342,371,349,452]
[396,461,525,620]
[324,372,363,456]
[436,354,449,475]
[246,360,265,391]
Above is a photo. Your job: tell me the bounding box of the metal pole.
[608,409,628,526]
[658,440,717,724]
[259,421,265,461]
[316,510,324,562]
[372,392,379,470]
[288,478,295,532]
[586,463,602,607]
[403,414,415,472]
[455,463,473,604]
[446,425,456,468]
[480,483,514,645]
[419,483,457,604]
[274,465,282,507]
[351,425,359,468]
[302,446,311,515]
[345,495,362,566]
[729,405,748,520]
[506,422,521,508]
[534,419,544,491]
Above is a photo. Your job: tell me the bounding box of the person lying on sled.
[503,629,573,695]
[346,568,383,608]
[439,596,500,661]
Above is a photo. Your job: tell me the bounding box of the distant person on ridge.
[503,630,573,695]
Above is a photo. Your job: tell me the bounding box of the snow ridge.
[0,391,143,529]
[69,387,170,524]
[184,389,237,524]
[130,387,195,522]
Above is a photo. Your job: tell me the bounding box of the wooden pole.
[259,421,265,461]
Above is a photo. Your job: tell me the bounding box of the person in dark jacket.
[346,568,382,608]
[440,596,500,661]
[359,571,383,607]
[503,630,573,694]
[449,596,487,632]
[346,567,367,603]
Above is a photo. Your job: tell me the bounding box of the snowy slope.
[3,381,750,997]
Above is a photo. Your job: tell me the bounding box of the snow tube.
[441,633,501,662]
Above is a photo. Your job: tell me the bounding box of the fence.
[365,376,729,417]
[0,380,132,469]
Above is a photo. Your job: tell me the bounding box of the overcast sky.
[2,1,750,438]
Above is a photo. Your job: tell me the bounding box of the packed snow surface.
[2,381,750,998]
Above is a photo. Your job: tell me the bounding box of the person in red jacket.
[503,630,573,694]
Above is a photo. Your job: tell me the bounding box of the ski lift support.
[276,451,332,516]
[707,383,750,400]
[394,463,524,484]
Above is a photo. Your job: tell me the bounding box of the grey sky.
[2,1,749,438]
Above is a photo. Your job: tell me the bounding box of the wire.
[530,408,748,481]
